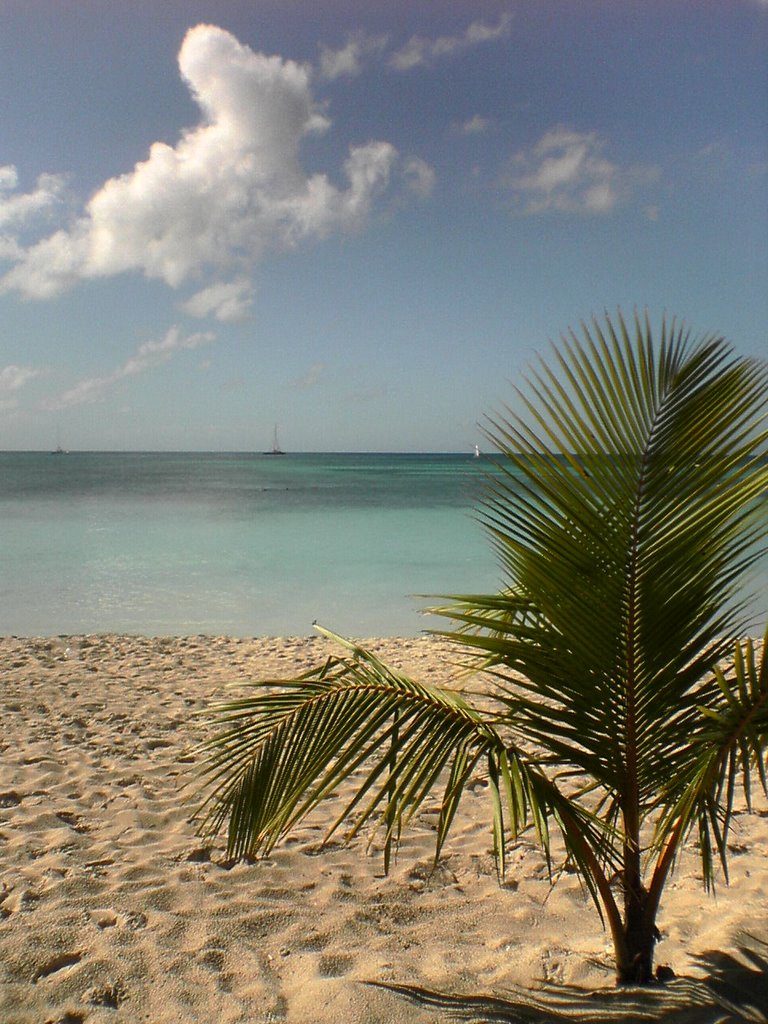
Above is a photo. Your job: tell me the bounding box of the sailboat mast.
[264,424,284,455]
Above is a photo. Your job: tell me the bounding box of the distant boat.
[474,444,481,458]
[264,425,285,455]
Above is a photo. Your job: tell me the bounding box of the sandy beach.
[1,634,767,1024]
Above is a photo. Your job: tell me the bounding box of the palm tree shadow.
[692,932,768,1022]
[366,935,768,1023]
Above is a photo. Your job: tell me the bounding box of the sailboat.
[51,429,67,455]
[264,425,285,455]
[474,444,481,458]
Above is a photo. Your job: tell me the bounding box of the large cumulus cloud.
[1,25,422,309]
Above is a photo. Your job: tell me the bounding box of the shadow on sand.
[368,934,768,1023]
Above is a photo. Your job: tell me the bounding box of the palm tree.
[195,313,768,985]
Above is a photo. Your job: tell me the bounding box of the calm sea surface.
[0,452,499,637]
[1,452,765,638]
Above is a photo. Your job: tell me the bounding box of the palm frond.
[439,315,768,807]
[651,627,768,890]
[195,630,541,867]
[195,311,767,985]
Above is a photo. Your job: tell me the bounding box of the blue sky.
[1,0,766,452]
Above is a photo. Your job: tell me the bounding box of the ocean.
[0,452,498,637]
[1,451,765,638]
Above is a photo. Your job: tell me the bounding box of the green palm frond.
[195,311,767,985]
[652,627,768,889]
[440,315,767,806]
[196,629,537,868]
[195,627,612,893]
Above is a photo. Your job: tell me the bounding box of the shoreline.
[2,634,766,1023]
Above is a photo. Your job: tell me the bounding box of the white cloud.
[319,14,510,79]
[466,16,513,44]
[1,25,424,301]
[389,12,511,71]
[403,158,436,199]
[0,166,66,230]
[318,31,389,80]
[0,166,67,273]
[52,326,215,408]
[457,115,492,135]
[0,363,44,418]
[0,364,42,391]
[0,236,24,261]
[502,128,656,214]
[181,279,254,322]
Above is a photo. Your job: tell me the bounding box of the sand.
[1,634,767,1024]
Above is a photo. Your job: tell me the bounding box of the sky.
[0,0,766,452]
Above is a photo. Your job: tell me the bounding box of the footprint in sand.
[318,953,354,978]
[83,981,128,1008]
[32,952,82,982]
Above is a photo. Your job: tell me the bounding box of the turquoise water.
[0,452,499,637]
[0,452,764,638]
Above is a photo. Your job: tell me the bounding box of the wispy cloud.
[52,326,215,409]
[181,279,254,323]
[0,166,65,231]
[0,25,430,304]
[0,364,43,413]
[502,128,658,214]
[403,158,436,199]
[389,12,511,71]
[456,115,492,135]
[318,31,389,80]
[316,14,511,79]
[0,364,43,392]
[0,165,67,266]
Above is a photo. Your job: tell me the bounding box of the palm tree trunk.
[617,801,658,983]
[618,876,658,984]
